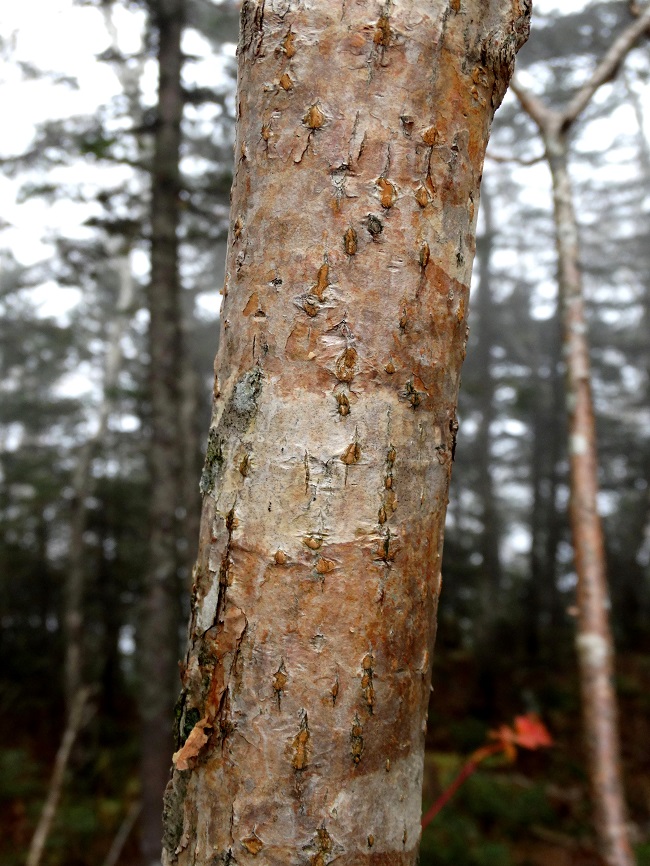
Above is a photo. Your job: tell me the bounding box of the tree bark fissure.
[163,3,529,864]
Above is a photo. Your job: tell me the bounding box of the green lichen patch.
[200,427,224,495]
[231,367,263,418]
[162,771,189,857]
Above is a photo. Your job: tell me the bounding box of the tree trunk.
[511,13,650,857]
[65,252,136,711]
[528,316,564,657]
[472,188,503,701]
[140,0,186,862]
[162,2,530,864]
[547,133,633,866]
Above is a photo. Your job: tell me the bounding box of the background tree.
[512,8,650,863]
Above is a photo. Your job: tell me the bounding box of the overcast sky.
[0,0,642,317]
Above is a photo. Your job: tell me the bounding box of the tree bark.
[511,11,650,857]
[65,253,136,710]
[549,131,633,866]
[140,0,186,862]
[472,189,504,688]
[162,2,530,864]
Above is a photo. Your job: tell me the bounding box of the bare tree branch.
[512,5,650,138]
[561,3,650,127]
[102,800,142,866]
[510,78,556,132]
[26,688,92,866]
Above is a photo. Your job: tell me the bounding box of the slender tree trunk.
[65,254,136,710]
[473,190,502,715]
[179,343,203,589]
[548,132,633,866]
[472,189,503,705]
[140,0,186,862]
[162,2,530,864]
[26,688,91,866]
[103,800,143,866]
[528,317,564,655]
[511,13,650,860]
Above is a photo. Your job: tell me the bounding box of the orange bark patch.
[344,226,358,255]
[292,714,311,770]
[279,72,293,90]
[361,653,375,711]
[172,717,212,770]
[373,14,391,47]
[351,716,364,764]
[421,126,439,146]
[312,263,329,299]
[316,557,336,575]
[241,832,264,855]
[273,662,288,694]
[302,296,320,317]
[282,29,295,58]
[239,453,250,477]
[243,292,260,316]
[341,442,361,465]
[285,321,317,361]
[303,104,325,129]
[335,347,358,381]
[303,536,323,550]
[377,177,397,208]
[414,185,430,207]
[310,827,333,866]
[336,392,350,416]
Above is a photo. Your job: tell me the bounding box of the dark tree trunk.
[139,0,186,862]
[472,188,503,708]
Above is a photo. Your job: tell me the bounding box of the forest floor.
[2,650,650,866]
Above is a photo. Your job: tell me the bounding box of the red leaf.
[489,713,553,754]
[512,714,553,749]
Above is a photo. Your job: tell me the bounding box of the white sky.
[0,0,232,297]
[0,0,645,311]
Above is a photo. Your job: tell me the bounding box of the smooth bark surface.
[550,139,632,866]
[163,2,530,864]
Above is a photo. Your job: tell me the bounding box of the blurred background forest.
[1,1,649,864]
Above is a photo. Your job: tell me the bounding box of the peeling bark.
[162,2,529,864]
